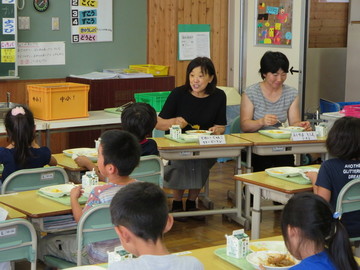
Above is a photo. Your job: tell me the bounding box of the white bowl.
[246,251,299,270]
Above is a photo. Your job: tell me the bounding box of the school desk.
[232,132,328,167]
[0,202,26,219]
[0,190,76,218]
[52,153,90,183]
[233,165,320,239]
[153,135,253,228]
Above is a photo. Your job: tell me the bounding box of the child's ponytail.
[327,217,358,270]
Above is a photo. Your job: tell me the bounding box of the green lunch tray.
[37,191,88,206]
[213,248,254,269]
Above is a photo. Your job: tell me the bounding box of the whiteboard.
[70,0,113,43]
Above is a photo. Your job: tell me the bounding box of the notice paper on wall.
[70,0,113,43]
[178,24,210,61]
[18,42,65,66]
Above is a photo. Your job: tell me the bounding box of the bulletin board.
[70,0,113,43]
[0,0,17,79]
[256,0,293,47]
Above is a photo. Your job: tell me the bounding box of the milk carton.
[81,170,99,188]
[170,125,181,139]
[108,245,133,266]
[315,123,328,137]
[225,229,249,258]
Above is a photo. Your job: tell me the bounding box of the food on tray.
[51,188,62,193]
[267,130,286,134]
[261,253,295,267]
[185,130,212,135]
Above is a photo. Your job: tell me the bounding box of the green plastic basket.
[134,91,171,112]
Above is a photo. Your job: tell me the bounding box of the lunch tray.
[104,107,121,115]
[267,166,314,185]
[164,134,198,143]
[37,191,88,206]
[213,248,253,269]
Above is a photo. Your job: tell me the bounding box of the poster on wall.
[255,0,293,47]
[70,0,113,43]
[178,24,210,61]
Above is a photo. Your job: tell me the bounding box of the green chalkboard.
[0,0,18,79]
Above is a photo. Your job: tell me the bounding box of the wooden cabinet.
[65,76,175,148]
[66,76,175,110]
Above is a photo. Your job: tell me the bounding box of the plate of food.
[249,241,287,253]
[279,126,305,132]
[258,130,292,139]
[265,167,302,178]
[185,130,212,135]
[39,184,75,198]
[63,148,98,161]
[246,251,298,269]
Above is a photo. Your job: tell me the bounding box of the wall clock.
[34,0,49,12]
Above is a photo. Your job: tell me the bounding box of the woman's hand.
[174,117,188,129]
[297,121,312,131]
[209,125,226,135]
[262,114,278,126]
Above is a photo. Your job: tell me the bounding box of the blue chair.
[44,204,118,268]
[1,166,69,194]
[335,178,360,256]
[0,218,37,270]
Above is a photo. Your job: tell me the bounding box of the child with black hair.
[109,181,204,270]
[281,193,358,269]
[306,116,360,239]
[0,106,57,183]
[39,130,141,265]
[75,102,158,180]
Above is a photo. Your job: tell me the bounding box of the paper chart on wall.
[70,0,113,43]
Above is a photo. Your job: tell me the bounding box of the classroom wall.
[147,0,228,87]
[16,0,147,80]
[304,48,347,114]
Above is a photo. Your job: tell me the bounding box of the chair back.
[335,178,360,255]
[76,204,118,265]
[336,178,360,217]
[130,155,164,187]
[230,115,242,133]
[0,218,37,270]
[1,166,69,194]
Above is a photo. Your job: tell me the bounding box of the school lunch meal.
[185,130,212,135]
[63,148,98,161]
[39,184,75,198]
[279,126,305,132]
[246,251,298,269]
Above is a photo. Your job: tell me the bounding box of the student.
[306,116,360,238]
[0,106,57,183]
[75,102,158,180]
[109,181,204,270]
[281,193,358,270]
[121,102,159,156]
[39,129,141,265]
